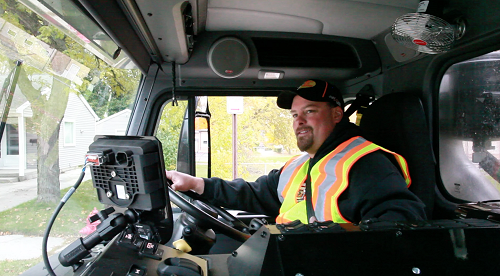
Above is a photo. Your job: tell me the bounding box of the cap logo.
[329,95,342,107]
[298,80,316,89]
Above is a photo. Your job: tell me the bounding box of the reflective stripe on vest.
[276,136,411,224]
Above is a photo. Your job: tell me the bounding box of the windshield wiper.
[0,60,22,142]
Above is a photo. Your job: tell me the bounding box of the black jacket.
[202,120,427,222]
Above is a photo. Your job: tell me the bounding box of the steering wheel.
[167,186,251,242]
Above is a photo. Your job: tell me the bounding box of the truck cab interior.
[10,0,500,275]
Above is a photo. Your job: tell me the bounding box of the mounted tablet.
[87,135,169,211]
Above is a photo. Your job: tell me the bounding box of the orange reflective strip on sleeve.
[375,147,412,187]
[393,155,411,187]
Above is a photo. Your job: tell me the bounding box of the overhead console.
[177,32,381,88]
[135,0,195,64]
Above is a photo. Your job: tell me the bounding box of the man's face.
[290,96,343,157]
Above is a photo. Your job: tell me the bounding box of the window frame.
[63,120,76,147]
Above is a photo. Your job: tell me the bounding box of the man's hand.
[165,171,205,195]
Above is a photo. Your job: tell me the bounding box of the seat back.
[359,93,436,219]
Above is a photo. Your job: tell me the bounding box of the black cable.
[42,162,88,276]
[171,62,178,106]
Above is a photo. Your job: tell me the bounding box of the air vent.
[252,38,360,68]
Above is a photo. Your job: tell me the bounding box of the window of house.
[64,121,75,146]
[439,50,500,201]
[64,63,80,80]
[7,28,16,37]
[6,124,19,155]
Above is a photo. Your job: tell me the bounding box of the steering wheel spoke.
[168,186,251,242]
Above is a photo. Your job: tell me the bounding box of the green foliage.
[240,97,295,154]
[209,97,234,179]
[0,0,141,202]
[0,0,48,37]
[37,25,66,51]
[80,79,137,118]
[208,97,296,179]
[0,0,141,119]
[157,101,188,170]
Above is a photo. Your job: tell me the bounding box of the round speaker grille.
[208,37,250,78]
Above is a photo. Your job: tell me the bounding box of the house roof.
[96,108,131,125]
[78,93,99,121]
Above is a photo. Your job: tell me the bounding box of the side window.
[439,50,500,201]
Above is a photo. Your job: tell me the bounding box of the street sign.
[227,97,244,114]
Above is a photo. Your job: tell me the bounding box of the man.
[166,79,426,224]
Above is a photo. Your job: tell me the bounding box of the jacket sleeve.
[201,169,282,217]
[339,151,428,223]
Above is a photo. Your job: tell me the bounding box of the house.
[95,109,131,135]
[0,89,98,181]
[59,93,99,170]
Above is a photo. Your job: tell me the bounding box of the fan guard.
[391,13,456,54]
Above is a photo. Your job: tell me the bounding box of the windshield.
[0,0,141,274]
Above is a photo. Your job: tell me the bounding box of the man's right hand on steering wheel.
[166,170,205,195]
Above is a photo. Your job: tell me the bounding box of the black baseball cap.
[277,79,344,109]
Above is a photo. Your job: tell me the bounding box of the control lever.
[157,257,202,276]
[58,207,137,267]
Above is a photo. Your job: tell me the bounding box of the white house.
[95,109,131,135]
[59,93,99,170]
[0,91,98,179]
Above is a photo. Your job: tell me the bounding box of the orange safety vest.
[276,136,411,224]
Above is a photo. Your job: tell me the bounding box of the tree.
[208,97,296,180]
[157,101,188,170]
[17,68,71,202]
[209,97,233,179]
[239,97,295,154]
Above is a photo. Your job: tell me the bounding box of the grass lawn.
[0,179,104,237]
[0,257,42,276]
[0,179,104,275]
